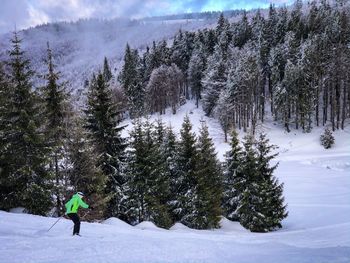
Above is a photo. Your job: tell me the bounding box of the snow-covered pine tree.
[119,44,144,117]
[203,28,216,55]
[124,119,146,224]
[67,118,108,221]
[0,62,11,210]
[162,125,180,223]
[232,11,252,48]
[215,90,231,142]
[125,119,172,227]
[223,129,244,221]
[103,56,113,82]
[202,32,230,116]
[171,30,195,86]
[320,128,335,149]
[195,121,222,229]
[42,42,69,216]
[236,135,264,232]
[288,0,305,41]
[275,6,288,45]
[0,31,52,215]
[174,115,199,226]
[226,46,260,133]
[238,133,287,232]
[256,133,287,231]
[149,119,172,228]
[188,36,206,108]
[84,72,127,219]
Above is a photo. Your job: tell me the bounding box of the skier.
[65,192,90,236]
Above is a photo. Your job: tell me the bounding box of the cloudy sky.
[0,0,293,34]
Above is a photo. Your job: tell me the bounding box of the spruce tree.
[103,56,113,82]
[255,133,287,231]
[236,135,263,232]
[223,129,244,221]
[195,121,222,229]
[67,118,108,221]
[202,38,229,116]
[148,119,172,228]
[42,42,68,215]
[188,38,206,108]
[0,31,52,215]
[85,72,127,219]
[124,119,147,224]
[238,134,287,232]
[320,128,335,149]
[175,115,199,227]
[119,44,144,117]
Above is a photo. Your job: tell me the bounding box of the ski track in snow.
[1,101,350,263]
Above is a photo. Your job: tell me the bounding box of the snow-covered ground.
[1,101,350,263]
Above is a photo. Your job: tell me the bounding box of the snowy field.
[1,101,350,263]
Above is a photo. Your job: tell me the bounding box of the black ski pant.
[67,213,80,235]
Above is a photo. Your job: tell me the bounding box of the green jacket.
[65,194,89,214]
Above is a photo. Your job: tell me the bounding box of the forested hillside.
[119,0,350,136]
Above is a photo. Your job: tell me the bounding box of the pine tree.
[174,115,199,226]
[188,38,206,108]
[202,35,229,116]
[320,128,335,149]
[85,72,127,218]
[195,121,222,229]
[67,118,108,221]
[0,31,52,215]
[103,56,113,82]
[216,13,230,38]
[223,129,244,221]
[214,89,232,142]
[236,135,263,232]
[232,11,252,48]
[162,125,179,223]
[119,44,144,117]
[255,133,287,231]
[42,42,68,216]
[124,119,147,224]
[149,119,172,228]
[237,134,287,232]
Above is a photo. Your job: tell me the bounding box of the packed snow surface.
[1,101,350,262]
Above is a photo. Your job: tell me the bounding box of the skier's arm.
[79,198,89,209]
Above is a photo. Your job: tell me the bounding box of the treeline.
[0,32,286,231]
[119,0,350,138]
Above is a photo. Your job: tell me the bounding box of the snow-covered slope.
[0,17,215,100]
[1,154,349,262]
[1,101,350,263]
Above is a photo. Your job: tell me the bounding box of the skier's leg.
[68,213,80,235]
[76,214,81,234]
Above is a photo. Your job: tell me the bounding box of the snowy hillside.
[0,17,215,98]
[1,101,350,263]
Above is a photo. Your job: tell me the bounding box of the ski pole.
[47,216,63,232]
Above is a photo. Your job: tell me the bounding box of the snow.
[1,101,350,262]
[170,222,191,231]
[135,221,166,231]
[9,207,27,214]
[102,217,133,229]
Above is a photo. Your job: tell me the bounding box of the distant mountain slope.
[0,16,218,100]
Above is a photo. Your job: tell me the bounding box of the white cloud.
[26,4,50,28]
